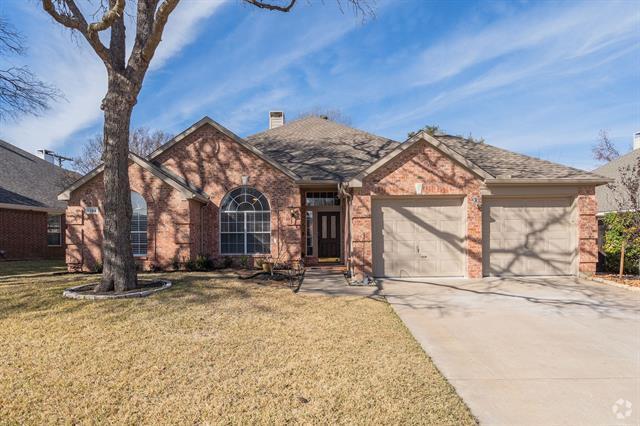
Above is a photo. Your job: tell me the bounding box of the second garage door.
[372,198,465,277]
[483,198,576,276]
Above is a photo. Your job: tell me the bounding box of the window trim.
[47,214,62,247]
[131,192,148,257]
[219,187,271,255]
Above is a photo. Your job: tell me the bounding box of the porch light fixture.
[471,195,482,209]
[415,182,423,195]
[241,175,249,186]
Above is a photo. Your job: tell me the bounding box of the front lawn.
[0,259,67,277]
[0,273,475,424]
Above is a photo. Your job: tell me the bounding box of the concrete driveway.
[382,277,640,426]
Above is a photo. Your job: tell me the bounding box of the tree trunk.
[619,240,626,279]
[94,75,138,293]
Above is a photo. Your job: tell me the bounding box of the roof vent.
[269,111,285,129]
[634,131,640,151]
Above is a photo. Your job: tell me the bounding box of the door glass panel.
[321,215,327,239]
[330,215,336,239]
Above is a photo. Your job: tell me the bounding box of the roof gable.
[58,152,209,203]
[349,131,609,187]
[149,116,300,181]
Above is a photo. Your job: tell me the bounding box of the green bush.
[239,255,249,268]
[194,254,214,271]
[602,213,640,274]
[93,261,103,274]
[222,256,233,269]
[184,259,197,271]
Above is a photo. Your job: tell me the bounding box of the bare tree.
[73,128,172,174]
[408,124,441,138]
[592,130,620,163]
[297,107,352,125]
[41,0,370,293]
[0,16,59,121]
[606,156,640,277]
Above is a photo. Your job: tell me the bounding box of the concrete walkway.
[298,268,383,298]
[382,276,640,426]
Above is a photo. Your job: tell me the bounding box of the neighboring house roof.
[58,152,209,203]
[0,139,79,211]
[245,116,400,181]
[593,149,640,214]
[350,131,609,186]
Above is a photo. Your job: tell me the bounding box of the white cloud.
[150,0,226,70]
[0,1,223,155]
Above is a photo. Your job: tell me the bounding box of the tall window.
[131,192,148,257]
[47,214,62,246]
[306,211,313,256]
[220,187,270,254]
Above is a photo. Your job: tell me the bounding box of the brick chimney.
[269,111,284,129]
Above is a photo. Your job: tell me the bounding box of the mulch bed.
[595,274,640,289]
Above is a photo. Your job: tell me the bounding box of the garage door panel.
[484,198,575,276]
[373,198,465,278]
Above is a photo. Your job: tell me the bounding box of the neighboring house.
[59,113,608,279]
[0,139,79,260]
[592,133,640,269]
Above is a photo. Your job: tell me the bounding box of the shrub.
[184,259,197,271]
[603,213,640,274]
[194,254,214,271]
[93,261,103,274]
[239,255,249,268]
[220,256,233,269]
[172,256,181,271]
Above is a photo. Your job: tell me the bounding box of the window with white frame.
[131,192,148,256]
[305,191,340,207]
[220,187,270,254]
[47,214,62,246]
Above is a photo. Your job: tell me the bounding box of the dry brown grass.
[0,260,67,277]
[0,272,476,425]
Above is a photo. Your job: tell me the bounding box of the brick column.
[467,192,483,278]
[351,191,372,280]
[577,187,598,275]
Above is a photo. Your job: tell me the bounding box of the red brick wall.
[351,140,483,279]
[0,208,65,260]
[154,123,301,263]
[65,123,302,271]
[577,186,598,275]
[66,162,191,272]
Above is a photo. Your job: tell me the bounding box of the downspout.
[338,181,353,277]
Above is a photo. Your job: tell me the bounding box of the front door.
[317,212,340,259]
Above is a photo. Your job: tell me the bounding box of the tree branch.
[138,0,179,65]
[87,0,125,33]
[41,0,114,66]
[243,0,297,12]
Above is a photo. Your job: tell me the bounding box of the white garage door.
[483,198,576,276]
[372,198,465,277]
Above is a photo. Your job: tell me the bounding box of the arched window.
[220,187,270,254]
[131,192,148,257]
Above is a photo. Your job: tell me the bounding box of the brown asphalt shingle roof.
[245,116,399,180]
[0,139,79,209]
[593,149,640,213]
[434,135,606,180]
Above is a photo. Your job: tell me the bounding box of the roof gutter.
[485,178,613,186]
[0,203,65,214]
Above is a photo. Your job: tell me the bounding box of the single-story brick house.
[0,139,78,261]
[59,114,608,279]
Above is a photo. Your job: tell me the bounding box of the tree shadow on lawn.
[0,272,301,322]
